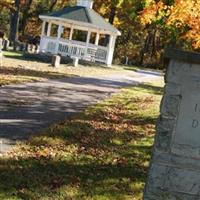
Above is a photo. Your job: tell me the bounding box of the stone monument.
[144,49,200,200]
[51,55,61,68]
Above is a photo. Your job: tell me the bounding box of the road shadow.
[0,105,154,199]
[0,75,138,147]
[0,78,162,143]
[0,67,70,80]
[0,80,160,198]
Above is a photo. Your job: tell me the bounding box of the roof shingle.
[41,6,120,34]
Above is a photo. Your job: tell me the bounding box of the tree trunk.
[109,5,116,24]
[49,0,58,12]
[139,34,150,66]
[150,29,157,58]
[9,0,20,44]
[20,0,33,35]
[105,4,117,46]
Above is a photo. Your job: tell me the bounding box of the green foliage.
[0,9,10,37]
[164,0,174,6]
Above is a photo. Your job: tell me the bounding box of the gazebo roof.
[40,6,121,35]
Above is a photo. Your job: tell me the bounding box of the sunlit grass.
[0,51,139,86]
[0,80,164,200]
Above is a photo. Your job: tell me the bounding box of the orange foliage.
[168,0,200,48]
[140,0,200,49]
[140,1,166,25]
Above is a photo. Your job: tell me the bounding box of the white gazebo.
[39,0,121,66]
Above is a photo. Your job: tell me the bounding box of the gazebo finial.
[77,0,93,9]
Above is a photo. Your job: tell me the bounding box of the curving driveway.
[0,70,162,153]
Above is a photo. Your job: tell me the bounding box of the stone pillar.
[52,55,61,68]
[144,49,200,200]
[73,57,79,67]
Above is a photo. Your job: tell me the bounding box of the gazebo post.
[55,23,63,54]
[86,31,91,44]
[106,35,116,67]
[69,26,74,40]
[39,21,48,52]
[85,30,91,60]
[95,32,100,45]
[47,22,52,37]
[41,21,46,36]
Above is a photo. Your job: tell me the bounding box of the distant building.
[39,0,121,66]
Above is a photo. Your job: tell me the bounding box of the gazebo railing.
[58,39,86,58]
[40,36,108,64]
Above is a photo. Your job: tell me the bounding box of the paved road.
[0,70,162,153]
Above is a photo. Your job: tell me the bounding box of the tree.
[139,0,200,66]
[10,0,20,43]
[1,0,199,67]
[19,0,33,35]
[167,0,200,50]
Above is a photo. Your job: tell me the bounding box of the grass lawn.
[0,79,163,200]
[0,51,136,86]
